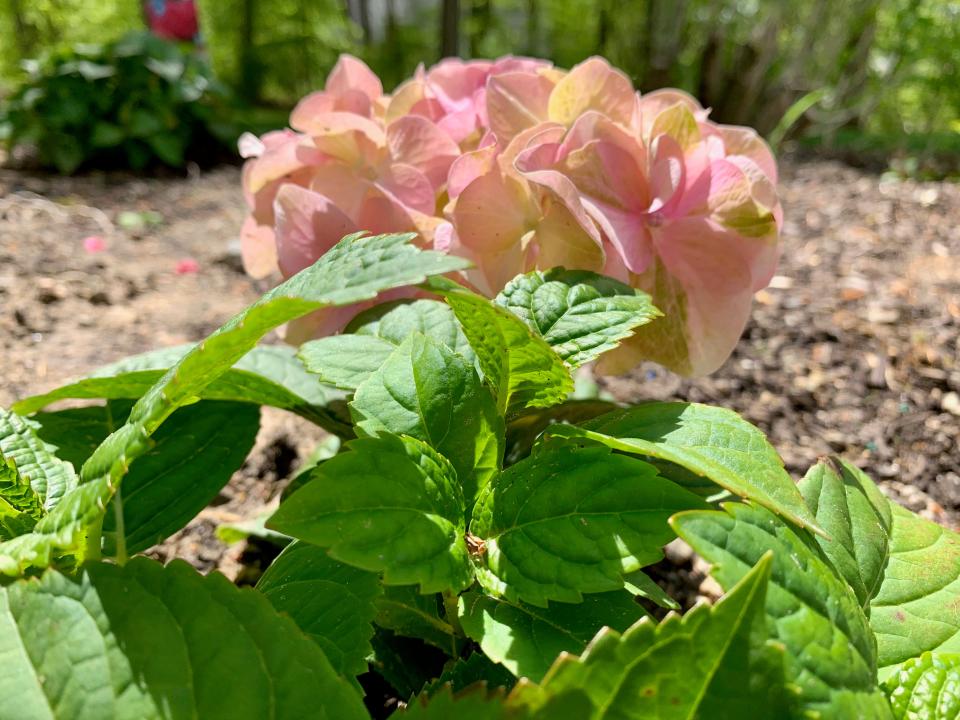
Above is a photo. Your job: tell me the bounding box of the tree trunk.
[441,0,460,58]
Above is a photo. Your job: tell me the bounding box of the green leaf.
[30,401,135,469]
[14,344,350,435]
[257,541,381,692]
[622,569,679,610]
[90,121,124,147]
[0,407,76,511]
[0,232,467,575]
[0,557,367,719]
[494,269,661,368]
[300,299,475,391]
[551,402,822,535]
[458,589,646,681]
[369,628,450,699]
[351,332,503,510]
[0,457,42,539]
[799,457,892,608]
[439,286,573,415]
[883,652,960,719]
[504,399,617,466]
[299,334,399,390]
[424,653,516,695]
[470,444,707,606]
[374,585,463,654]
[672,503,892,718]
[102,400,260,555]
[871,504,960,679]
[537,555,788,718]
[269,434,474,593]
[400,686,516,719]
[32,399,258,556]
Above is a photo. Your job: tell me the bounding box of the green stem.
[112,490,128,566]
[442,590,465,640]
[84,513,103,563]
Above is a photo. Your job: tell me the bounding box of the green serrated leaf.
[458,589,646,682]
[438,286,572,414]
[351,299,476,361]
[269,434,473,593]
[799,457,892,608]
[883,652,960,719]
[0,407,76,511]
[103,400,260,555]
[672,503,892,718]
[470,444,707,606]
[257,541,381,692]
[351,332,503,511]
[0,557,366,719]
[298,334,399,390]
[537,554,788,718]
[375,584,462,654]
[494,269,661,368]
[0,457,42,539]
[401,685,515,719]
[551,402,823,535]
[14,344,350,435]
[300,299,476,391]
[0,232,467,576]
[872,504,960,679]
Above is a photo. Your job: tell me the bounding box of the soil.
[2,159,958,601]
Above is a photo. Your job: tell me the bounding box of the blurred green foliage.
[0,32,234,172]
[0,0,956,174]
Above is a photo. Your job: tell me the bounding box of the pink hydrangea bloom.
[239,54,782,376]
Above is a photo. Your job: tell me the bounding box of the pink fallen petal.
[175,258,200,275]
[83,235,107,253]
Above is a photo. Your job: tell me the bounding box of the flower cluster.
[239,54,781,375]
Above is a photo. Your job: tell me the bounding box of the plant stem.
[112,490,128,566]
[84,513,103,563]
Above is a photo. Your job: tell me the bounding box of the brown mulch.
[1,159,958,585]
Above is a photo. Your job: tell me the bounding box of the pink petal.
[326,54,383,101]
[376,163,437,216]
[243,130,316,195]
[636,89,705,137]
[447,143,498,199]
[485,71,554,142]
[297,112,385,165]
[240,217,277,279]
[175,258,200,275]
[386,115,461,190]
[427,58,492,111]
[547,56,635,127]
[533,195,605,273]
[83,235,107,253]
[237,132,265,158]
[273,184,358,277]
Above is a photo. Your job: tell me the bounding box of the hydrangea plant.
[1,56,954,720]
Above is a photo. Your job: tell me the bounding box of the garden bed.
[2,158,957,584]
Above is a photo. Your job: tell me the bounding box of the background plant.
[0,31,233,172]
